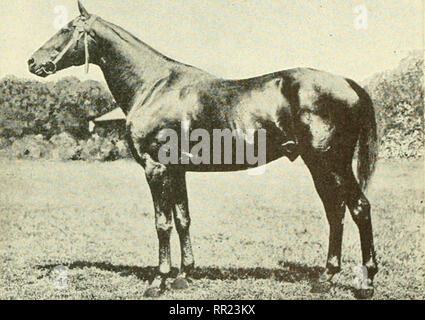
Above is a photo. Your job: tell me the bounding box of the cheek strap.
[51,16,97,74]
[84,32,89,73]
[52,31,84,66]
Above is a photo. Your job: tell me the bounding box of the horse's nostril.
[28,58,35,66]
[44,61,56,73]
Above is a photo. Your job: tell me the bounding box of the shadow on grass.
[38,260,323,284]
[38,260,360,296]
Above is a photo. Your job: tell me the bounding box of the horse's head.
[28,1,97,77]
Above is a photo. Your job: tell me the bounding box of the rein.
[45,15,97,75]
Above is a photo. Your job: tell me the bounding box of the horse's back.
[284,68,360,106]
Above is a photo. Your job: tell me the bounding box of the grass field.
[0,158,423,300]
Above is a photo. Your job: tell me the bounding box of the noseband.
[44,15,97,75]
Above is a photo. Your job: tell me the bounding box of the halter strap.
[50,15,97,74]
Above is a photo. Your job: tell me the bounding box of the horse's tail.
[347,79,379,191]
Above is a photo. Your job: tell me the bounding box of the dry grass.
[0,158,423,299]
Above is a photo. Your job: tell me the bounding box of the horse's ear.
[78,0,90,18]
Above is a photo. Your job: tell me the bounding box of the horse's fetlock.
[327,256,341,273]
[365,260,378,278]
[182,262,195,274]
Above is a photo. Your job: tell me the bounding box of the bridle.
[43,15,97,75]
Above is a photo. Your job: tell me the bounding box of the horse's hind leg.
[303,153,348,289]
[170,170,195,289]
[143,157,174,297]
[345,169,378,298]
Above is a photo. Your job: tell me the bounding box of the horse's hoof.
[310,280,332,294]
[354,287,374,300]
[171,277,190,290]
[143,287,162,298]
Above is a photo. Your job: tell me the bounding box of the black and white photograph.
[0,0,423,302]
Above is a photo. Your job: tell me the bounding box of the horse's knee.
[155,213,173,235]
[144,154,169,185]
[146,163,167,185]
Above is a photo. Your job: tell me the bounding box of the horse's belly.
[167,135,291,172]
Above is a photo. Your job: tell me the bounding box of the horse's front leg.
[170,170,195,290]
[143,157,174,297]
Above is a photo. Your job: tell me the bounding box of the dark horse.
[29,1,378,298]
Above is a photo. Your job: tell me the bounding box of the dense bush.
[0,132,129,162]
[5,135,50,160]
[0,76,117,140]
[365,51,423,159]
[49,132,81,161]
[79,133,129,161]
[0,76,129,161]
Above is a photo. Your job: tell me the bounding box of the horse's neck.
[92,18,179,114]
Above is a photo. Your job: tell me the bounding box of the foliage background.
[364,50,423,159]
[0,76,127,161]
[0,51,423,161]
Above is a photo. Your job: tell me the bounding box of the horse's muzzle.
[42,61,57,75]
[28,59,57,77]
